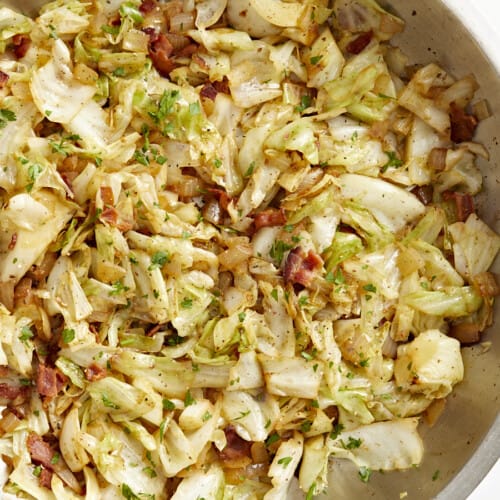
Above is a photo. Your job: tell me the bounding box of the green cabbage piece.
[394,329,463,398]
[328,418,423,470]
[449,213,500,279]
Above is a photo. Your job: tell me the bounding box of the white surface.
[469,460,500,500]
[444,3,500,500]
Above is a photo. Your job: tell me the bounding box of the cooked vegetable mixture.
[0,0,498,498]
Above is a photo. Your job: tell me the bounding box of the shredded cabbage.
[0,1,498,499]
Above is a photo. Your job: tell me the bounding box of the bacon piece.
[29,252,57,282]
[14,277,36,307]
[411,185,433,205]
[218,426,252,463]
[36,365,64,399]
[192,52,208,70]
[139,0,157,14]
[176,43,198,58]
[346,30,373,54]
[450,103,478,143]
[149,33,176,77]
[449,322,481,345]
[27,433,56,470]
[200,82,218,101]
[60,171,79,191]
[12,34,31,59]
[284,247,323,288]
[442,190,475,222]
[146,323,163,337]
[207,188,232,212]
[254,208,287,230]
[472,271,500,298]
[213,78,230,95]
[8,233,17,250]
[84,363,107,382]
[0,383,30,401]
[39,468,53,489]
[100,207,134,232]
[324,405,339,421]
[100,186,114,206]
[0,71,9,88]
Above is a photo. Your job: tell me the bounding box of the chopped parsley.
[295,94,312,113]
[19,325,34,344]
[26,163,43,192]
[310,55,323,65]
[330,422,345,440]
[121,483,141,500]
[358,466,372,483]
[244,160,256,177]
[180,297,193,309]
[149,251,170,270]
[266,432,280,447]
[109,281,130,296]
[277,456,293,467]
[342,436,362,449]
[102,394,120,409]
[269,240,293,265]
[0,108,16,129]
[298,295,309,307]
[162,399,176,411]
[61,328,75,344]
[184,389,195,407]
[381,151,403,172]
[300,420,312,433]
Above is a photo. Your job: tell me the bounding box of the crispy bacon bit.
[39,468,53,489]
[146,323,163,337]
[100,207,134,232]
[411,185,433,205]
[36,364,63,398]
[207,188,232,212]
[200,82,218,101]
[14,277,37,307]
[449,322,481,345]
[0,71,9,88]
[254,208,287,231]
[12,34,31,59]
[450,103,478,143]
[0,383,30,401]
[100,186,114,206]
[346,30,373,54]
[142,26,157,38]
[149,33,176,77]
[192,53,208,70]
[34,118,63,138]
[284,247,323,288]
[176,43,198,58]
[472,271,500,298]
[213,78,230,95]
[442,190,475,222]
[139,0,157,14]
[84,363,107,382]
[60,171,79,191]
[27,433,56,470]
[218,426,252,464]
[324,405,339,421]
[29,252,57,282]
[8,233,17,250]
